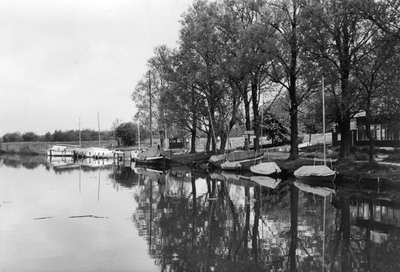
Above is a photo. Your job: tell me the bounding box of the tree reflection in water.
[125,164,400,272]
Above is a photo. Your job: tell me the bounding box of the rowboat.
[220,153,264,171]
[210,150,264,171]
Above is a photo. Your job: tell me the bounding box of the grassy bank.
[268,146,400,188]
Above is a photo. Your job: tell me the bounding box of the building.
[332,112,400,148]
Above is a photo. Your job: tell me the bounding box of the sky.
[0,0,193,136]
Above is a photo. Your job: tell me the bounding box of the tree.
[43,132,52,142]
[115,122,136,146]
[22,132,39,142]
[302,0,379,159]
[261,112,290,146]
[258,0,318,159]
[2,132,22,142]
[354,28,399,161]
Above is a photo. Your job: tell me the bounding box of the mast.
[322,75,326,165]
[138,123,141,150]
[149,70,153,146]
[98,111,101,147]
[79,117,81,147]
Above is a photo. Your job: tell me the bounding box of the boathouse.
[332,112,400,148]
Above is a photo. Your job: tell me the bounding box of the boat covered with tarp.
[250,162,281,176]
[294,165,337,182]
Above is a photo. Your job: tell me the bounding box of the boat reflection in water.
[1,155,400,271]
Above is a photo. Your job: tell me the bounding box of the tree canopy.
[130,0,400,160]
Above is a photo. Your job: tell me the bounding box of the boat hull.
[136,156,166,165]
[250,162,281,176]
[294,165,337,183]
[220,154,264,171]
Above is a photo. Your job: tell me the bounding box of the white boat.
[294,75,337,182]
[250,162,281,176]
[46,144,78,157]
[217,151,264,171]
[294,165,336,182]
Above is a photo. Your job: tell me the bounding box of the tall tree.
[258,0,316,160]
[354,27,399,161]
[302,0,378,159]
[179,0,227,151]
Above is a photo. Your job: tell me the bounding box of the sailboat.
[294,75,337,182]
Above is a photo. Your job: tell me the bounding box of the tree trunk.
[243,95,251,151]
[365,107,375,162]
[289,103,299,160]
[190,128,197,154]
[251,72,260,152]
[205,131,211,151]
[338,117,351,159]
[219,131,228,151]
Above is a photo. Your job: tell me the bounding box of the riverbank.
[0,140,116,155]
[266,149,400,189]
[2,140,399,187]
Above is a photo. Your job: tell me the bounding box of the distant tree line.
[1,129,114,143]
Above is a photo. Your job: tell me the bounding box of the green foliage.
[2,132,23,142]
[384,152,400,163]
[261,112,290,145]
[2,129,113,143]
[22,132,39,142]
[115,122,136,146]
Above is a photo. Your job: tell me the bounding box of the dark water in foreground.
[1,155,400,272]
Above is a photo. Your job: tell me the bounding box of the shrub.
[384,153,400,163]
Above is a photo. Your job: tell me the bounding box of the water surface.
[1,155,400,271]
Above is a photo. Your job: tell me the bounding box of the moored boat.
[169,150,224,166]
[136,145,166,165]
[250,162,281,176]
[294,165,337,182]
[210,150,264,171]
[294,75,337,183]
[46,144,78,157]
[220,153,264,171]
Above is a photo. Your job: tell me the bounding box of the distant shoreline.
[0,140,116,155]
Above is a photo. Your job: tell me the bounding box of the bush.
[384,153,400,163]
[354,152,369,161]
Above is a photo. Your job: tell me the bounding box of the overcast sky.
[0,0,192,136]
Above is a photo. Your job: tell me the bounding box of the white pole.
[79,117,81,147]
[138,123,141,150]
[322,75,326,165]
[98,111,101,148]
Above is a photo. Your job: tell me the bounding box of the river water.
[1,155,400,272]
